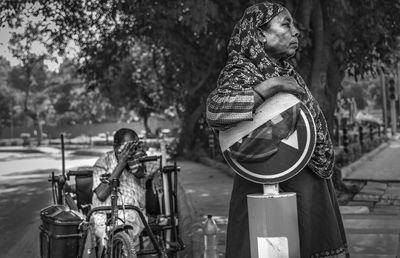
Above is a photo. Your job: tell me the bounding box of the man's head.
[113,128,139,160]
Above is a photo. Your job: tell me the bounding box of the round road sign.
[219,93,316,184]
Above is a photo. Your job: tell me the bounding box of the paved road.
[3,138,400,258]
[0,147,219,258]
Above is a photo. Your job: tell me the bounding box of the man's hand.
[117,141,139,165]
[254,76,306,101]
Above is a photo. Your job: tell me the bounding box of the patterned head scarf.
[226,2,288,77]
[218,2,335,178]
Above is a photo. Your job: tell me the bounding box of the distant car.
[20,133,31,147]
[161,129,171,136]
[98,133,107,139]
[20,133,31,138]
[138,130,147,139]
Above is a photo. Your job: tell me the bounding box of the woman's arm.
[254,76,305,101]
[206,84,258,131]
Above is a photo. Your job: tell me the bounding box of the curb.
[341,141,391,178]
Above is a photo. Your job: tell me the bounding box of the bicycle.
[87,155,165,258]
[40,135,184,258]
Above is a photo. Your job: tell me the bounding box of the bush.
[336,133,388,168]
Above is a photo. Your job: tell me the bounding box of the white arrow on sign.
[281,130,298,150]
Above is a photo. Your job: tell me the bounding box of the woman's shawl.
[211,2,334,178]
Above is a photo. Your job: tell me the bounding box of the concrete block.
[387,182,400,188]
[347,233,398,256]
[381,193,400,201]
[383,188,400,200]
[344,217,400,234]
[353,193,381,202]
[359,188,385,196]
[340,206,370,214]
[372,205,400,215]
[376,199,393,206]
[363,182,388,192]
[350,255,396,258]
[346,201,374,210]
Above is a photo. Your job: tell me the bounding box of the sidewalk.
[177,160,232,257]
[178,137,400,257]
[341,137,400,257]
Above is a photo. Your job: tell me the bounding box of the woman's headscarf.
[218,2,335,178]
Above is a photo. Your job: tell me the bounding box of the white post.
[381,70,388,134]
[160,139,172,247]
[248,184,300,258]
[391,99,397,136]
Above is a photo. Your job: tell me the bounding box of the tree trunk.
[34,118,43,146]
[296,0,349,191]
[309,1,328,100]
[142,112,152,136]
[25,109,43,146]
[179,99,205,157]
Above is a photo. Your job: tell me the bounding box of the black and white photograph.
[0,1,399,257]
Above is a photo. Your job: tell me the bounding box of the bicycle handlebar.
[138,155,161,163]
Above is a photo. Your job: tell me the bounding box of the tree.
[341,79,368,111]
[0,57,13,134]
[2,0,399,155]
[88,42,184,135]
[7,21,49,145]
[46,59,117,126]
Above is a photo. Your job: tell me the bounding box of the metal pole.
[381,69,388,135]
[263,184,279,195]
[61,134,65,177]
[9,99,14,139]
[391,99,397,136]
[160,139,172,248]
[59,134,65,205]
[397,64,400,117]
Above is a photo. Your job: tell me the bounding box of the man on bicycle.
[88,128,161,257]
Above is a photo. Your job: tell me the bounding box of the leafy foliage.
[1,0,400,151]
[0,58,14,131]
[329,0,400,75]
[46,59,117,126]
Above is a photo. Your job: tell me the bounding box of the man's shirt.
[91,150,158,237]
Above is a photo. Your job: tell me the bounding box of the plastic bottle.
[203,214,218,258]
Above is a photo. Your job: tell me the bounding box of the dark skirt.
[225,166,349,258]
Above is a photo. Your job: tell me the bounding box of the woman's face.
[259,9,299,62]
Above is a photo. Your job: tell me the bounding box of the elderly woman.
[206,2,348,258]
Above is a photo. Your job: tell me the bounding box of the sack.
[146,178,161,216]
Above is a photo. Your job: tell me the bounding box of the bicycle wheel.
[112,231,137,258]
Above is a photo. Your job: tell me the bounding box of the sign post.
[389,77,397,136]
[247,185,299,258]
[219,93,317,258]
